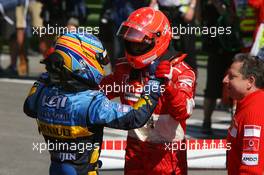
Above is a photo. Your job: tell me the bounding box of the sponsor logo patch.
[42,95,67,109]
[59,153,76,161]
[176,75,194,92]
[178,75,193,85]
[28,82,40,96]
[117,104,130,113]
[243,138,260,151]
[37,120,93,139]
[241,153,259,165]
[244,125,261,138]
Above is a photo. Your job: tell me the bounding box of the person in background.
[224,53,264,175]
[16,0,43,76]
[39,0,89,60]
[150,0,197,71]
[233,0,257,52]
[201,0,241,134]
[99,0,148,68]
[101,7,196,175]
[40,0,87,27]
[0,7,18,76]
[23,32,169,175]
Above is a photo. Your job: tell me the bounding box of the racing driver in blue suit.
[23,32,171,175]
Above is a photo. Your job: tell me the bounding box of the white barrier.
[100,139,228,169]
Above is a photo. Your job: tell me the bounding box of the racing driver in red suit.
[100,7,196,175]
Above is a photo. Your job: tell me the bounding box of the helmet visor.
[117,25,153,42]
[124,39,155,56]
[96,49,110,65]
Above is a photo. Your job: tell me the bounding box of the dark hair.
[233,53,264,88]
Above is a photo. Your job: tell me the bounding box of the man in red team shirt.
[224,53,264,175]
[101,7,196,175]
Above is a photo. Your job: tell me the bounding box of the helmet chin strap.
[63,80,94,92]
[49,72,98,92]
[70,72,99,89]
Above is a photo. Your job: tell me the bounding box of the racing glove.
[148,59,160,80]
[155,60,173,81]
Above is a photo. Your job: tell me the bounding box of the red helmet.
[117,7,171,69]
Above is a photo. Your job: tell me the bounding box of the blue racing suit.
[23,79,161,175]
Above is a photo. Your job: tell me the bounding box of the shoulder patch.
[244,125,261,138]
[28,82,40,96]
[243,138,260,151]
[178,75,194,87]
[242,153,259,165]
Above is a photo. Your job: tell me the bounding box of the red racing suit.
[227,90,264,175]
[101,55,196,175]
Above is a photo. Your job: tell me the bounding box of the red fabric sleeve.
[163,68,196,121]
[237,111,264,174]
[100,58,131,99]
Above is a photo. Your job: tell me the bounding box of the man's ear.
[247,75,256,89]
